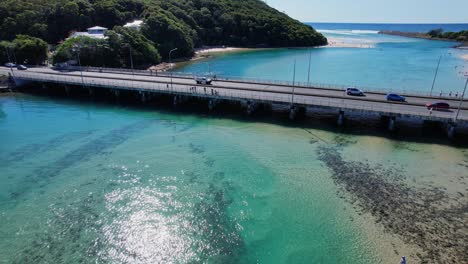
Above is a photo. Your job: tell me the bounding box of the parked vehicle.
[4,63,16,68]
[426,102,450,110]
[386,93,406,102]
[346,87,364,96]
[17,65,28,70]
[195,77,212,85]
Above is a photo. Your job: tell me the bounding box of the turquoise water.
[0,95,380,263]
[1,94,468,263]
[175,31,468,94]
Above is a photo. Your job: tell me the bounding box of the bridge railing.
[54,66,446,98]
[14,71,465,121]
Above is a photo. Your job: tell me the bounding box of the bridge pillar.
[208,99,217,111]
[246,101,256,116]
[88,87,94,97]
[337,110,345,126]
[289,105,297,120]
[447,122,456,140]
[140,91,146,103]
[388,116,396,132]
[173,95,178,106]
[114,90,120,102]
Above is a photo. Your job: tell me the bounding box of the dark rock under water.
[317,145,468,263]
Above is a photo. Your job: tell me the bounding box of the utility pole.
[72,45,85,88]
[4,47,16,81]
[169,48,178,91]
[127,44,134,88]
[455,76,468,122]
[128,45,134,75]
[291,58,296,105]
[307,49,312,86]
[430,55,442,96]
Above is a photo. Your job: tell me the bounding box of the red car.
[426,102,450,110]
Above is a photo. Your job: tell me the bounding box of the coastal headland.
[379,30,468,48]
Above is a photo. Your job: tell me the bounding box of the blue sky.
[266,0,468,23]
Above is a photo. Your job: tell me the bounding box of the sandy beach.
[325,37,374,48]
[462,54,468,61]
[195,46,250,54]
[149,46,250,71]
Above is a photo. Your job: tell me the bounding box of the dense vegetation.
[0,35,48,65]
[427,29,468,41]
[53,27,160,68]
[0,0,326,65]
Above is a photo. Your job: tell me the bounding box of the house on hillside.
[70,26,108,39]
[123,20,144,30]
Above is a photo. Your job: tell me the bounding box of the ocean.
[1,23,468,263]
[307,22,468,33]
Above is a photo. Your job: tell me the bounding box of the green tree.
[428,28,443,38]
[53,29,160,68]
[12,35,48,65]
[142,11,194,59]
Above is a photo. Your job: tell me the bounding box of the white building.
[123,20,144,30]
[70,26,108,39]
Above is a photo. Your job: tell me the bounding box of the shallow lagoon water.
[1,94,467,263]
[175,31,468,94]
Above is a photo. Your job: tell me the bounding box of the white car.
[195,77,212,85]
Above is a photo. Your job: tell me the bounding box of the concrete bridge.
[2,66,468,138]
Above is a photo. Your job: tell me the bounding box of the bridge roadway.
[2,67,468,123]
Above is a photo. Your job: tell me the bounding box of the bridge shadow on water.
[14,82,468,147]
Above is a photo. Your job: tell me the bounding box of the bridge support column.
[208,99,217,111]
[140,91,146,103]
[289,105,297,120]
[388,116,396,132]
[447,122,456,140]
[337,110,345,126]
[88,87,94,97]
[246,101,256,116]
[113,90,120,102]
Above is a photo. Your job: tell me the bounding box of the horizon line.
[303,21,468,25]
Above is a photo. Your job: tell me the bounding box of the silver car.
[346,87,364,96]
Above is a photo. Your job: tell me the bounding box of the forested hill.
[0,0,327,58]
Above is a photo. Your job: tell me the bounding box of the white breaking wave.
[351,30,379,34]
[317,29,379,35]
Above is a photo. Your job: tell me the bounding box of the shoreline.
[378,30,468,48]
[325,37,374,48]
[149,41,369,71]
[149,46,256,72]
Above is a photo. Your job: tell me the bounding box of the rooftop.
[87,26,108,31]
[124,20,144,29]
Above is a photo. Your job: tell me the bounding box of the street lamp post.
[169,48,178,91]
[430,55,442,96]
[307,49,312,86]
[291,58,297,105]
[128,45,134,74]
[124,44,134,88]
[72,45,85,88]
[4,46,16,82]
[455,76,468,122]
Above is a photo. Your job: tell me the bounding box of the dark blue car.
[386,93,406,102]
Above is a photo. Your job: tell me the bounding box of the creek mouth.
[317,145,468,263]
